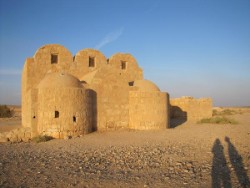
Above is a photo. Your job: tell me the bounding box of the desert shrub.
[213,109,240,116]
[0,105,14,118]
[212,109,218,116]
[31,135,54,143]
[198,116,238,124]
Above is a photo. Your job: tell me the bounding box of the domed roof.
[38,72,83,89]
[133,79,160,92]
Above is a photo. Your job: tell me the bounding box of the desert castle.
[21,44,212,139]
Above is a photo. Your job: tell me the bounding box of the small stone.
[175,162,182,166]
[64,135,72,140]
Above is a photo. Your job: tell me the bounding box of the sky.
[0,0,249,106]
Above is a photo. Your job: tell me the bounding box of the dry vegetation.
[0,105,14,118]
[31,135,54,143]
[198,107,250,125]
[199,116,239,124]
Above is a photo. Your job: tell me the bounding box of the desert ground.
[0,106,250,188]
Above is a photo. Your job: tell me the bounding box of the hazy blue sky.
[0,0,250,106]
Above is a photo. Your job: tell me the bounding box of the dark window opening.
[55,111,59,118]
[121,61,127,70]
[89,56,95,67]
[128,81,134,86]
[73,116,76,122]
[33,116,36,119]
[51,54,58,64]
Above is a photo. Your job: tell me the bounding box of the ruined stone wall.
[129,91,169,130]
[170,97,212,121]
[37,88,89,138]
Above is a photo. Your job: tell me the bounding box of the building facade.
[22,44,170,138]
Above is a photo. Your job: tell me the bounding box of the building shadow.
[170,106,187,128]
[225,136,250,187]
[86,89,97,132]
[211,138,232,188]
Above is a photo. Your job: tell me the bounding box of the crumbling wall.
[170,96,212,121]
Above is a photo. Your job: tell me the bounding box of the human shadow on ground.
[211,139,232,188]
[225,136,250,187]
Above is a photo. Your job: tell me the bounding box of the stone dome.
[38,72,83,88]
[133,79,160,92]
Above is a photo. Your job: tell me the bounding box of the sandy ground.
[0,107,250,187]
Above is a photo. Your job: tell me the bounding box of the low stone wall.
[170,96,212,122]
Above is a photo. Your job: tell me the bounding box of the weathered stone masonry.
[1,43,211,141]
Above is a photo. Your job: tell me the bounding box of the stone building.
[17,44,213,140]
[21,44,171,138]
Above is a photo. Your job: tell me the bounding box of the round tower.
[129,80,169,130]
[36,72,90,138]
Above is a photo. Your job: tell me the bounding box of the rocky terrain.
[0,108,249,187]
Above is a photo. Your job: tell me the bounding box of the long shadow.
[170,106,187,128]
[225,136,250,187]
[211,139,232,188]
